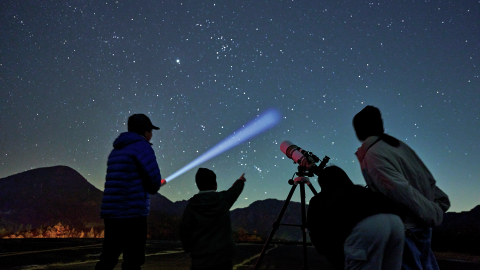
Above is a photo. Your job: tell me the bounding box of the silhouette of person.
[95,114,162,270]
[308,165,405,270]
[353,105,450,270]
[180,168,246,270]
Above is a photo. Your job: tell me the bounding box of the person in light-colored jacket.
[353,106,450,270]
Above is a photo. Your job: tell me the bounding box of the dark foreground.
[1,239,479,270]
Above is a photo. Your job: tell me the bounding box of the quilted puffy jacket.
[100,132,161,219]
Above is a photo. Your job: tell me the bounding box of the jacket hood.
[113,132,147,149]
[188,192,225,218]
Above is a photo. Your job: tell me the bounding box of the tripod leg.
[300,182,309,270]
[306,181,318,195]
[253,183,298,270]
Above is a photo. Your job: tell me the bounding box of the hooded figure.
[308,165,405,270]
[180,168,246,270]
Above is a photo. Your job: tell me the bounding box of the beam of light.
[164,109,281,183]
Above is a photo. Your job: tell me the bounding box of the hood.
[188,192,225,218]
[113,132,146,149]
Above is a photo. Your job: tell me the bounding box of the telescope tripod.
[253,176,318,270]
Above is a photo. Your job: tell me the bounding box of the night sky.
[1,0,479,213]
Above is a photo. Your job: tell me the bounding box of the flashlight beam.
[164,109,281,182]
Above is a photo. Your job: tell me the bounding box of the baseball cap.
[128,114,160,135]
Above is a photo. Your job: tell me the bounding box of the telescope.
[254,141,330,269]
[280,140,329,177]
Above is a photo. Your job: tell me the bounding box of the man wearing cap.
[95,114,163,270]
[352,106,450,270]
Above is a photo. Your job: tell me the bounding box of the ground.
[1,239,479,269]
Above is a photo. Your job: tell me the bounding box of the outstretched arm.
[224,173,246,207]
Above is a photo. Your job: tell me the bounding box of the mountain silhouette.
[1,166,480,253]
[432,205,480,254]
[0,166,103,229]
[0,166,188,235]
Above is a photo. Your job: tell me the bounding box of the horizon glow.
[164,109,281,182]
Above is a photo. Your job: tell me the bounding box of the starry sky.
[1,0,479,213]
